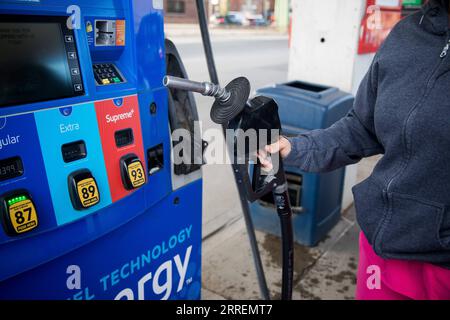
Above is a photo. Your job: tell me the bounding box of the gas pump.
[0,0,294,301]
[0,0,202,300]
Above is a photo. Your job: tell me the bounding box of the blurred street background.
[165,0,290,32]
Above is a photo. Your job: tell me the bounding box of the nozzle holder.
[210,77,250,124]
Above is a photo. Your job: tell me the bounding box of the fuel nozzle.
[163,75,250,125]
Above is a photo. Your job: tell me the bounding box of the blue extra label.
[34,103,112,226]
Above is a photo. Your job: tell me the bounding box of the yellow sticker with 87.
[127,161,146,188]
[76,178,99,208]
[9,199,38,234]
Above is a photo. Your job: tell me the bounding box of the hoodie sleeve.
[283,58,384,173]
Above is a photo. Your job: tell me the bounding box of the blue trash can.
[252,81,354,246]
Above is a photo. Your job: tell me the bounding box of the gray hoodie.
[284,0,450,268]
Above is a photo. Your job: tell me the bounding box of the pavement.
[166,26,381,300]
[201,207,360,300]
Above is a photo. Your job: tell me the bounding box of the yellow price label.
[8,199,38,234]
[127,161,146,188]
[76,178,100,208]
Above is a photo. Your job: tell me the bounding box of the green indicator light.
[7,195,27,206]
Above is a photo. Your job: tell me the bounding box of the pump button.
[120,154,146,190]
[68,169,100,210]
[1,190,38,236]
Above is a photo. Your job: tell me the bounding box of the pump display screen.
[0,157,24,182]
[0,15,84,107]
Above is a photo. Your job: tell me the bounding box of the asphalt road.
[172,37,289,97]
[168,36,289,237]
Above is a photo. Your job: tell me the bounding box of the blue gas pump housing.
[0,0,202,300]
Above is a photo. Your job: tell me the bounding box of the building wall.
[164,0,202,24]
[229,0,245,12]
[229,0,272,14]
[164,0,275,24]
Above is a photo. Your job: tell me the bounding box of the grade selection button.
[120,154,146,190]
[1,190,38,236]
[68,169,100,210]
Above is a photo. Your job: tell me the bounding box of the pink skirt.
[356,232,450,300]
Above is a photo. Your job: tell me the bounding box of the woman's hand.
[257,136,292,171]
[265,136,292,158]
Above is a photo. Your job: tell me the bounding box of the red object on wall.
[96,95,146,202]
[358,0,403,54]
[288,16,292,48]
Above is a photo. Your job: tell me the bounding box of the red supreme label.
[95,96,146,201]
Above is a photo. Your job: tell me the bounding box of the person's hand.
[265,136,292,158]
[257,136,292,171]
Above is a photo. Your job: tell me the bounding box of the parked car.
[247,14,269,26]
[224,11,247,25]
[210,12,252,26]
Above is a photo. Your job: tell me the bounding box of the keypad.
[93,63,124,85]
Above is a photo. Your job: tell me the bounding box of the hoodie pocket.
[380,192,446,254]
[352,177,386,243]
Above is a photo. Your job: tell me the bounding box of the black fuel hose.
[274,183,294,300]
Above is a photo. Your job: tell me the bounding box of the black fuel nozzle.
[163,75,286,201]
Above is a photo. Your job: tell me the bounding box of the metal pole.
[195,0,219,85]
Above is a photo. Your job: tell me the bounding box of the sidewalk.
[201,206,359,300]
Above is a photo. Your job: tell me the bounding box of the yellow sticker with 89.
[127,161,146,188]
[76,178,99,208]
[9,199,38,234]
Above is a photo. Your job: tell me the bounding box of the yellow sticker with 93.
[127,161,146,188]
[9,199,38,234]
[76,178,100,208]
